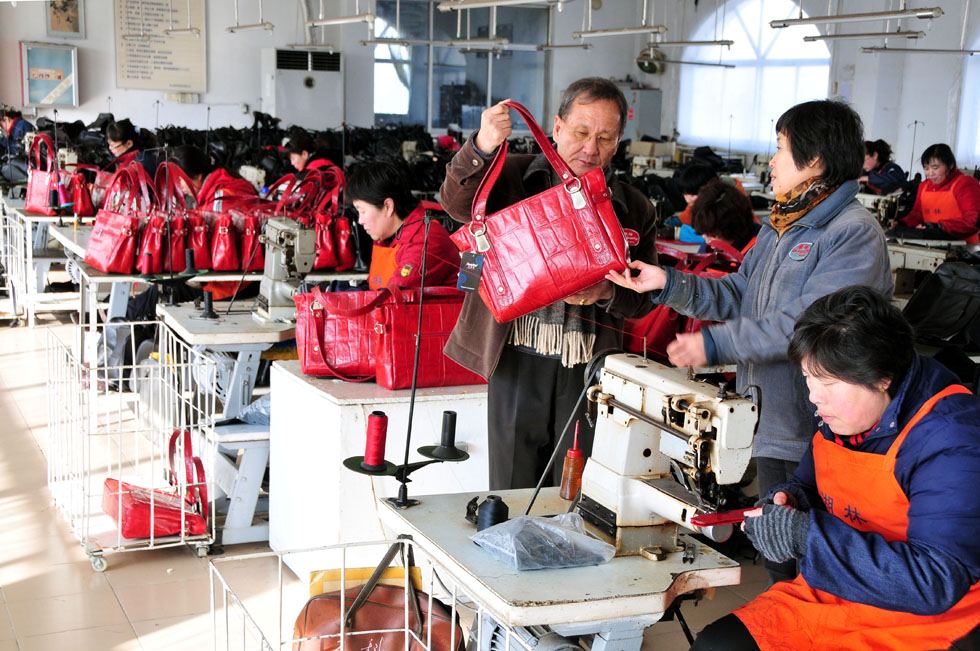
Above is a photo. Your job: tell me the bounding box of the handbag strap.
[470,100,576,236]
[30,133,57,173]
[705,238,744,265]
[345,535,422,636]
[105,165,155,215]
[155,162,196,211]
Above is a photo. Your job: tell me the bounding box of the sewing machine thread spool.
[418,411,469,462]
[476,495,508,531]
[184,248,195,273]
[362,411,389,471]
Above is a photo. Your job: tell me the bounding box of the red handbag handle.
[313,167,345,216]
[30,133,57,173]
[154,162,197,211]
[105,165,156,215]
[470,100,576,236]
[705,238,744,265]
[304,287,383,382]
[167,429,208,520]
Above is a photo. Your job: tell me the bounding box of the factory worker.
[347,161,458,290]
[893,143,980,244]
[690,177,760,257]
[859,139,906,194]
[692,286,980,651]
[106,118,158,178]
[607,99,893,584]
[286,131,335,176]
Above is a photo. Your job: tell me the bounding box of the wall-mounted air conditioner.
[260,49,344,129]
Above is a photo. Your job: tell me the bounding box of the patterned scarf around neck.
[770,177,836,236]
[509,302,596,368]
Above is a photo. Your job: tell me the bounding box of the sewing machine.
[579,354,757,558]
[254,217,316,322]
[856,191,900,226]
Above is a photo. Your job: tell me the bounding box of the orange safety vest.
[735,385,980,650]
[367,243,399,290]
[920,175,980,245]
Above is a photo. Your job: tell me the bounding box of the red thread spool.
[362,411,388,471]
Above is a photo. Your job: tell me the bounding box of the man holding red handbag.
[439,78,658,491]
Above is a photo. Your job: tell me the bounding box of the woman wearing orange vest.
[692,286,980,651]
[347,161,459,290]
[896,143,980,245]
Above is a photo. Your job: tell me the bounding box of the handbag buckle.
[565,178,586,210]
[374,323,384,334]
[218,226,229,235]
[469,222,491,253]
[310,301,322,312]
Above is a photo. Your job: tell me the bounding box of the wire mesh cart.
[209,537,541,651]
[46,320,219,571]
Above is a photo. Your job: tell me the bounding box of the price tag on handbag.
[457,252,485,293]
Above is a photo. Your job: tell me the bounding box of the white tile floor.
[0,316,766,651]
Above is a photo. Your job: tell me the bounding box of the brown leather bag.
[292,539,464,651]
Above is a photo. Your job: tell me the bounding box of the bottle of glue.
[559,421,585,501]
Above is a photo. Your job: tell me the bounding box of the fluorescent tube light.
[862,46,978,55]
[771,6,942,28]
[537,43,592,50]
[226,21,274,33]
[438,0,562,10]
[573,25,667,39]
[651,39,734,48]
[306,13,375,27]
[804,30,923,41]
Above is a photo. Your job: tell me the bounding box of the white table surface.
[49,223,90,258]
[378,487,741,628]
[156,302,295,346]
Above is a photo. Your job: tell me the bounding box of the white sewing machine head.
[254,218,316,323]
[855,191,900,225]
[579,354,757,557]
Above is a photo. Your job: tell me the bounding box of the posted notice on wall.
[114,0,206,93]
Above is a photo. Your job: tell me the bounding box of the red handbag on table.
[25,133,71,216]
[373,287,486,390]
[84,165,157,274]
[136,212,187,275]
[311,168,347,270]
[450,100,629,323]
[294,287,382,380]
[333,215,358,272]
[188,212,212,271]
[101,429,208,540]
[210,213,240,271]
[240,214,265,271]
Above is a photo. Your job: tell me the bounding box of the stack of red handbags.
[293,286,485,390]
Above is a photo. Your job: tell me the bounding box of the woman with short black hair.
[286,130,334,176]
[692,286,980,651]
[105,118,158,177]
[895,143,980,244]
[347,161,458,290]
[0,108,35,183]
[607,99,893,584]
[860,139,906,194]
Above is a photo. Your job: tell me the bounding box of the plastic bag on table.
[240,393,271,426]
[470,512,615,571]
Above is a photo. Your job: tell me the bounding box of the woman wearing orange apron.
[347,161,459,291]
[895,143,980,245]
[693,286,980,651]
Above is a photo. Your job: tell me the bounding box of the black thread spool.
[418,410,469,462]
[184,248,195,273]
[201,290,218,319]
[476,495,508,531]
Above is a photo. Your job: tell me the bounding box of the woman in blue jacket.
[692,286,980,651]
[1,108,35,184]
[607,99,893,583]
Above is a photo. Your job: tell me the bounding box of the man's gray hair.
[557,77,628,135]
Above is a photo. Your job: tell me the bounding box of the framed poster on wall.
[20,41,79,107]
[46,0,86,39]
[114,0,206,93]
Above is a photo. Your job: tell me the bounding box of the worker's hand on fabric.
[743,504,810,564]
[605,260,667,293]
[475,100,513,154]
[666,332,707,368]
[564,281,614,306]
[755,485,811,512]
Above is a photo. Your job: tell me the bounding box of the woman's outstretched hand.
[606,260,668,293]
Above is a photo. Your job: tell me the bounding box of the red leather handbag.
[25,134,65,215]
[136,213,187,275]
[240,214,264,271]
[293,287,384,379]
[333,215,357,272]
[374,287,486,390]
[188,212,212,271]
[312,171,346,270]
[210,213,240,271]
[101,429,208,540]
[450,100,629,323]
[197,168,259,212]
[84,166,157,274]
[67,168,97,217]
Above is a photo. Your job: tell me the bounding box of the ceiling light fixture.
[574,25,666,38]
[164,0,199,36]
[227,0,274,32]
[862,46,978,55]
[771,6,942,28]
[651,39,734,48]
[537,43,592,50]
[437,0,564,11]
[804,30,924,41]
[306,12,375,28]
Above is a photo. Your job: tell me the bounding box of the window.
[676,0,831,153]
[957,39,980,167]
[373,1,548,129]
